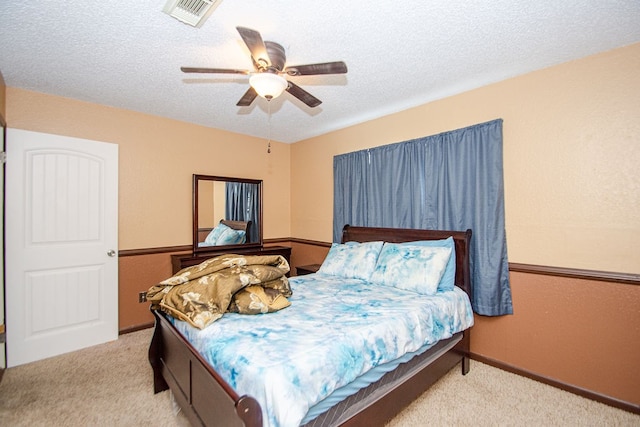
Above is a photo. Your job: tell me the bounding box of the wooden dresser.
[171,245,292,274]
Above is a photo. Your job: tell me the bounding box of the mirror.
[193,174,263,254]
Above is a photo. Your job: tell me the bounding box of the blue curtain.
[225,182,259,243]
[333,119,512,316]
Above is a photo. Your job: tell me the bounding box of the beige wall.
[292,43,640,274]
[5,88,292,249]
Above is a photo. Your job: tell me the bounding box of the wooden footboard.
[149,308,262,427]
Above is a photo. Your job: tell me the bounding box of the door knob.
[107,249,117,257]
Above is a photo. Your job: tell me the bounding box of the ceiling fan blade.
[236,26,270,69]
[181,67,249,75]
[286,81,322,108]
[285,61,348,76]
[236,87,258,107]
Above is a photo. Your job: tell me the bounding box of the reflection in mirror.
[193,175,263,254]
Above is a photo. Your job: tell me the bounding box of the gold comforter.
[147,254,292,329]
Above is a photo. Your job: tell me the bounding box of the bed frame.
[197,219,253,243]
[149,226,473,427]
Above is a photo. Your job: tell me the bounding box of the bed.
[149,225,473,427]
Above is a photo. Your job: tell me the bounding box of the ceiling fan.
[181,26,348,108]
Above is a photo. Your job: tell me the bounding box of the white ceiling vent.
[163,0,223,28]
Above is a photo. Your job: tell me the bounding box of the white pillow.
[216,227,246,245]
[204,223,230,245]
[400,237,456,292]
[370,243,452,295]
[317,241,384,280]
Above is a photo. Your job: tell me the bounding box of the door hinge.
[0,151,6,164]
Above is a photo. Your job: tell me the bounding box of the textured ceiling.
[1,1,639,143]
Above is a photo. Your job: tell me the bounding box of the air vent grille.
[163,0,223,28]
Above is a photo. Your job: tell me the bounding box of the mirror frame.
[192,174,263,254]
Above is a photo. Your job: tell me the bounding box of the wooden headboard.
[220,219,251,239]
[197,219,252,243]
[341,225,472,299]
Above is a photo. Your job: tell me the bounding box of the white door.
[6,129,118,367]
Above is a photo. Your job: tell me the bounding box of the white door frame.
[0,115,5,369]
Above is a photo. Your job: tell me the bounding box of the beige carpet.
[0,328,637,426]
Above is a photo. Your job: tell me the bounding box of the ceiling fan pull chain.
[267,100,272,154]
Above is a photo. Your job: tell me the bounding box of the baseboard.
[119,322,154,335]
[470,353,640,415]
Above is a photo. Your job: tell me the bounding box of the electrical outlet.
[138,291,147,303]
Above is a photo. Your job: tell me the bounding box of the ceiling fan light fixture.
[249,73,288,100]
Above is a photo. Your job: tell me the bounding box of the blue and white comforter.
[171,273,474,427]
